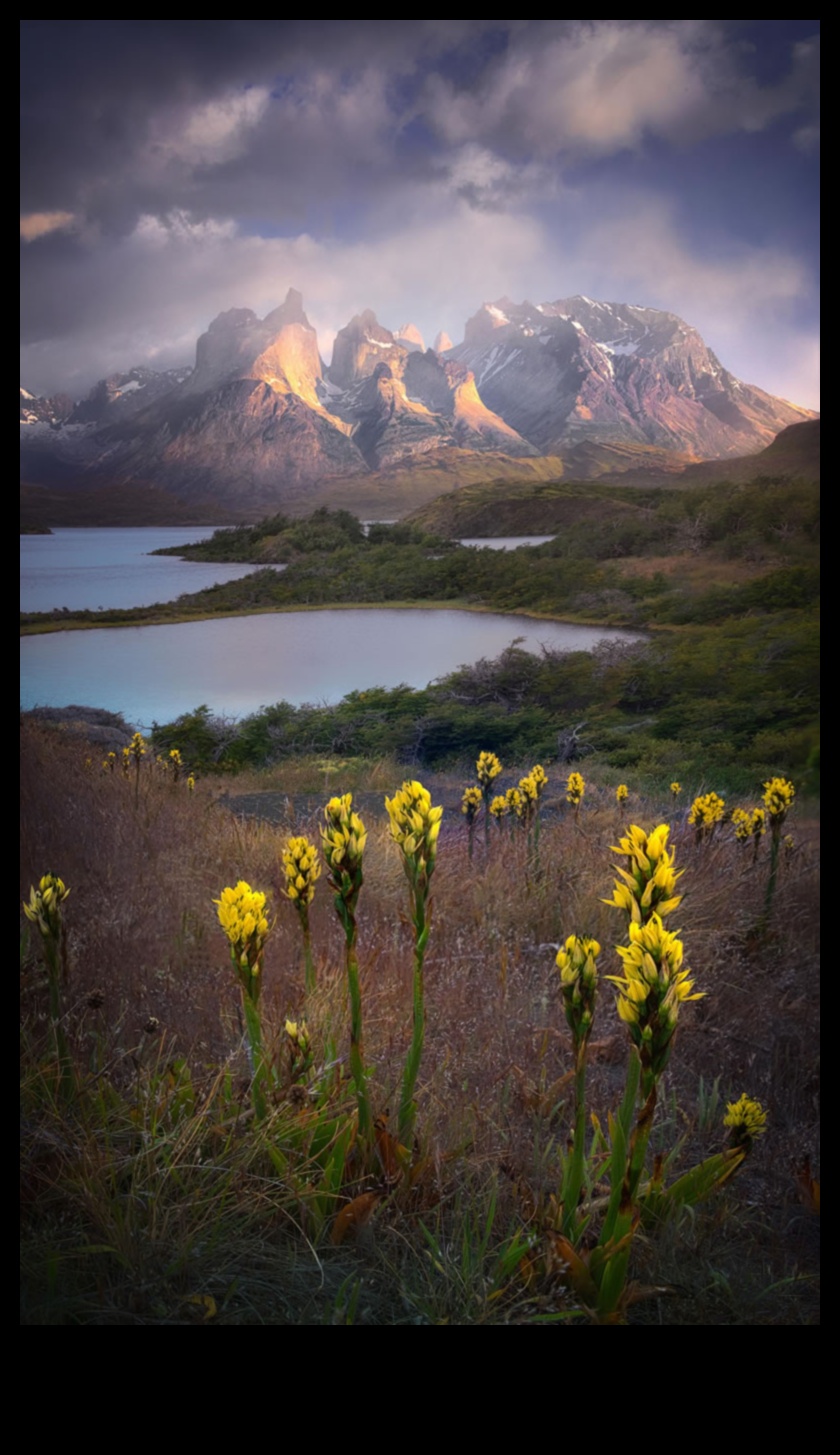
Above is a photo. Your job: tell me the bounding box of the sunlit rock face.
[449,295,814,457]
[20,288,816,513]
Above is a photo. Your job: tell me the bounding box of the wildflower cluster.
[763,777,795,825]
[282,836,321,906]
[723,1094,768,1147]
[385,780,443,892]
[23,872,69,941]
[670,782,681,798]
[505,786,524,818]
[616,784,628,805]
[555,935,600,1050]
[461,786,482,824]
[476,752,502,790]
[215,881,270,1002]
[732,807,766,843]
[322,794,367,916]
[518,764,547,816]
[489,794,508,823]
[566,771,585,808]
[688,791,726,837]
[604,824,683,925]
[607,914,703,1085]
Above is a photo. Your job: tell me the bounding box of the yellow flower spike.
[555,934,600,1049]
[723,1094,768,1145]
[489,794,508,819]
[566,771,585,806]
[385,779,443,882]
[605,824,683,926]
[23,873,70,939]
[476,751,502,789]
[505,786,524,818]
[670,782,682,797]
[688,792,726,837]
[214,879,270,1002]
[762,777,795,824]
[607,912,703,1083]
[281,835,321,908]
[616,784,629,804]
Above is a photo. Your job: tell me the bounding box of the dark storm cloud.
[21,21,819,408]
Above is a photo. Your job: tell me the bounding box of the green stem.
[763,825,782,921]
[241,989,268,1122]
[44,932,74,1100]
[398,892,427,1148]
[300,910,316,995]
[344,915,372,1142]
[598,1075,657,1317]
[562,1038,589,1238]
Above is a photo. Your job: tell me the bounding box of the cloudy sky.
[21,20,819,408]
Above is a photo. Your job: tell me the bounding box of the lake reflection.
[20,608,644,730]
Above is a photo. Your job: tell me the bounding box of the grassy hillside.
[21,718,820,1324]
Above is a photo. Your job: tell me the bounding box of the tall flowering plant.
[476,752,502,846]
[385,780,443,1146]
[555,934,600,1235]
[215,880,272,1119]
[322,794,371,1140]
[281,835,321,993]
[23,873,73,1096]
[762,777,795,918]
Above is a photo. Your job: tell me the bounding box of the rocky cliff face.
[20,289,816,513]
[451,296,812,457]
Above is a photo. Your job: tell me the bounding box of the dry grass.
[20,718,820,1323]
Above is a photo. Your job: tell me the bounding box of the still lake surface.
[20,528,643,729]
[20,527,264,612]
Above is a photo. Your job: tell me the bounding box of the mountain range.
[20,289,816,518]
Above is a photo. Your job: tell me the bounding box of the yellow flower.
[214,880,270,996]
[23,873,69,939]
[461,786,483,822]
[505,786,524,818]
[606,914,703,1080]
[616,784,629,804]
[529,764,548,793]
[566,771,585,806]
[732,807,766,842]
[385,780,443,881]
[321,793,367,912]
[604,824,683,924]
[281,836,321,907]
[670,782,681,797]
[723,1094,767,1144]
[555,935,600,1046]
[688,792,726,835]
[489,794,508,819]
[476,751,502,789]
[762,777,795,824]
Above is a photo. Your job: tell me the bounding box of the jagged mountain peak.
[21,284,817,515]
[395,322,425,351]
[263,286,311,331]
